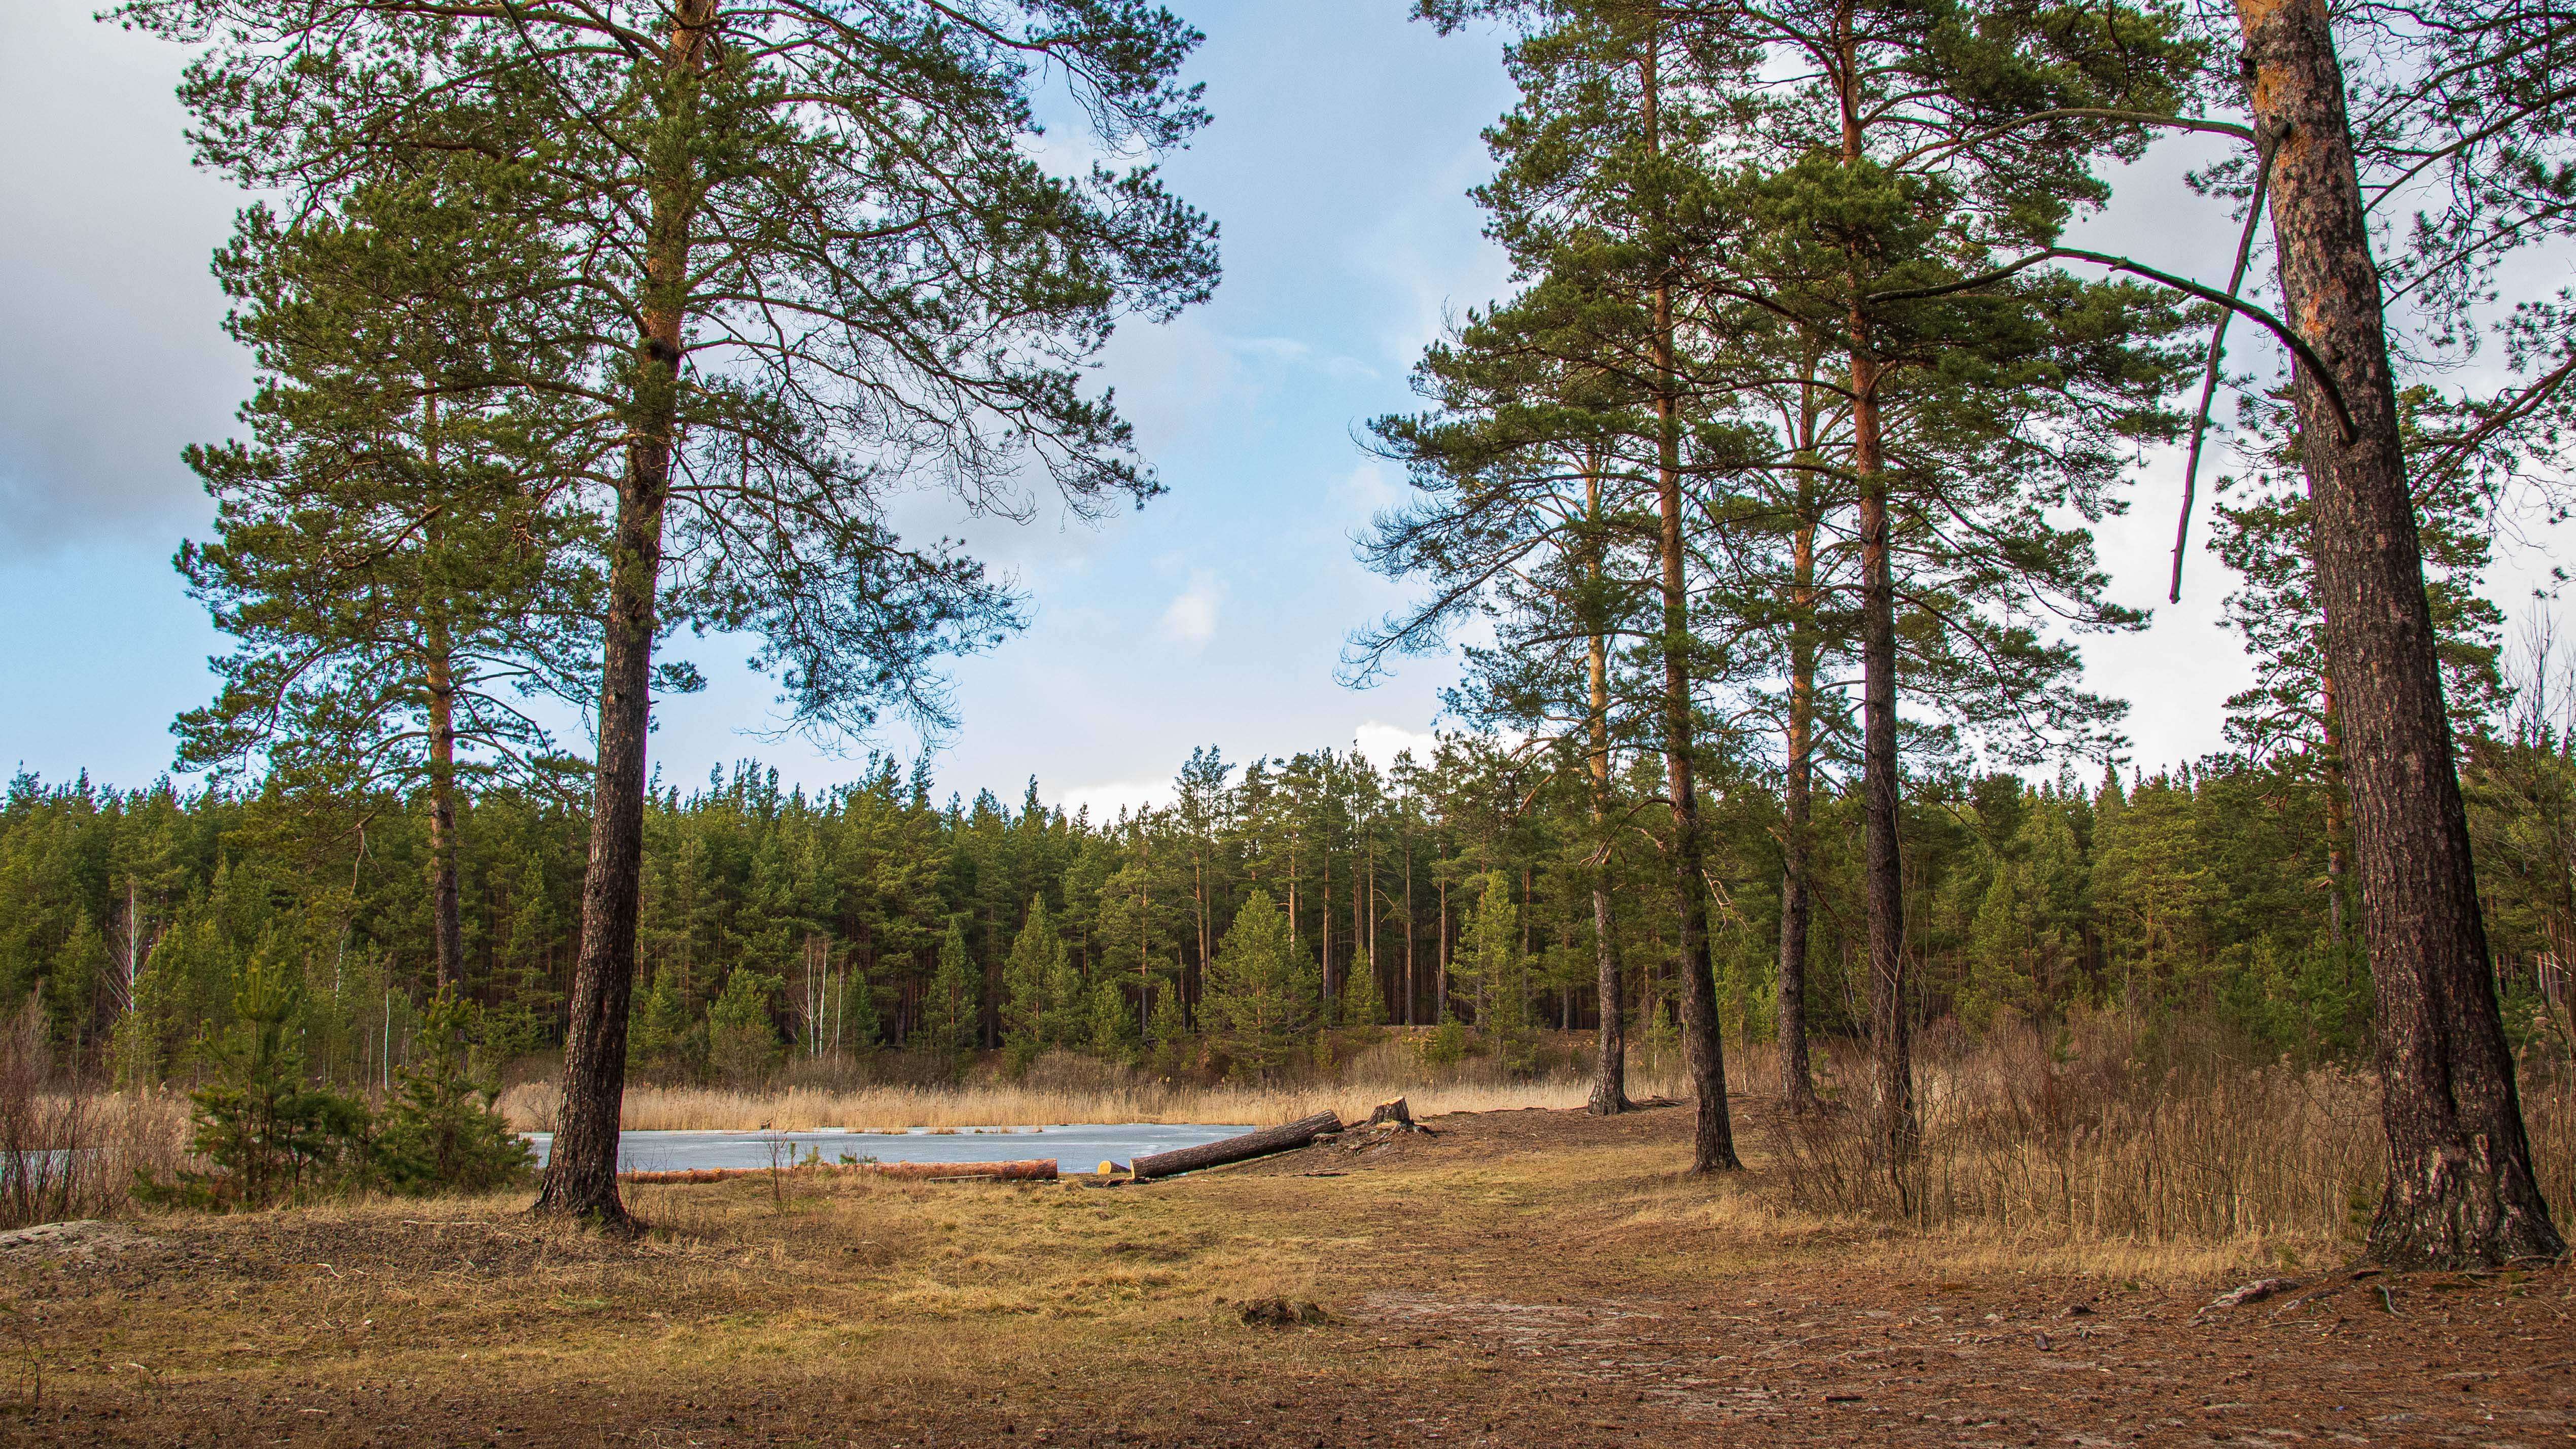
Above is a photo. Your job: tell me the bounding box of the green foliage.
[1147,980,1190,1073]
[1454,873,1534,1057]
[1200,891,1318,1079]
[1087,977,1137,1061]
[708,967,784,1087]
[1000,900,1080,1051]
[142,951,369,1210]
[126,0,1220,761]
[375,989,535,1196]
[918,916,981,1053]
[12,716,2559,1097]
[1338,954,1386,1029]
[627,971,696,1080]
[1415,1017,1469,1070]
[836,967,882,1057]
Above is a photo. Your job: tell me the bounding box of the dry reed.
[0,1002,191,1228]
[498,1038,1695,1134]
[1763,1012,2576,1251]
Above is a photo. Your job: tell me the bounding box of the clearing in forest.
[4,1102,2568,1446]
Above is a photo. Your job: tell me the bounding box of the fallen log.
[1131,1112,1341,1180]
[622,1158,1057,1186]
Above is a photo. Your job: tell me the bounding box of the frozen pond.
[521,1122,1256,1174]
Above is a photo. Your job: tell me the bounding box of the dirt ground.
[1,1100,2568,1446]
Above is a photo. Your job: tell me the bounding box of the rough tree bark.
[424,617,464,994]
[1643,32,1741,1172]
[1776,464,1821,1110]
[1850,346,1918,1188]
[2237,0,2562,1268]
[534,0,712,1226]
[422,402,464,995]
[1587,463,1630,1115]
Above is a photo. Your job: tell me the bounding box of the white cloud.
[1352,719,1438,770]
[1343,143,1516,370]
[1056,776,1177,821]
[1230,335,1377,381]
[1159,568,1224,648]
[1331,457,1406,521]
[1233,335,1312,363]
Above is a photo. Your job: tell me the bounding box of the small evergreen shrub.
[709,967,785,1087]
[139,953,370,1210]
[375,990,535,1196]
[1414,1017,1468,1070]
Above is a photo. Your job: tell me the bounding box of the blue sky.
[3,1,2561,811]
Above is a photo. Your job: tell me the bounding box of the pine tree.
[375,988,534,1195]
[1360,284,1661,1117]
[1454,871,1534,1063]
[625,972,692,1080]
[707,967,783,1089]
[1147,978,1192,1072]
[1199,891,1318,1080]
[173,174,601,994]
[1001,899,1075,1053]
[1086,977,1137,1061]
[126,0,1221,1222]
[918,917,981,1054]
[147,950,369,1210]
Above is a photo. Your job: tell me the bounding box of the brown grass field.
[2,1098,2569,1447]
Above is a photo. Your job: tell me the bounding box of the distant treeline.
[10,723,2572,1088]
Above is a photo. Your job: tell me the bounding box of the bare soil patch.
[1,1100,2567,1446]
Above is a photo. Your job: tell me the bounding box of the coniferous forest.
[5,0,2576,1410]
[11,722,2576,1098]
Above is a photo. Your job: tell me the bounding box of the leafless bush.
[0,1002,188,1228]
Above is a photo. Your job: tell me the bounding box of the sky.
[2,1,2563,816]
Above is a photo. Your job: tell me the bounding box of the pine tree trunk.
[536,463,667,1225]
[1777,507,1820,1111]
[1588,577,1629,1116]
[535,0,710,1227]
[1585,465,1628,1114]
[2238,0,2562,1268]
[1404,841,1417,1027]
[425,625,465,994]
[422,399,465,997]
[1643,32,1738,1172]
[1437,877,1449,1022]
[1851,346,1918,1189]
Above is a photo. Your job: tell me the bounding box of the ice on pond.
[521,1121,1256,1173]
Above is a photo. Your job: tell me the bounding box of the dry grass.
[0,1002,190,1229]
[496,1038,1697,1134]
[1765,1012,2576,1251]
[19,1098,2576,1446]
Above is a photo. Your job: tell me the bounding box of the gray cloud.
[0,7,247,559]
